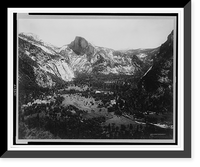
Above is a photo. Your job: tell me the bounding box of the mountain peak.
[74,36,86,40]
[68,36,94,56]
[73,36,88,47]
[19,32,42,42]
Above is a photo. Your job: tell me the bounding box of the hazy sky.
[18,16,175,50]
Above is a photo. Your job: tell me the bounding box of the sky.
[18,16,175,50]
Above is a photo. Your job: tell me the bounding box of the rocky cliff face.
[61,36,158,76]
[18,33,160,89]
[68,36,95,57]
[136,30,174,113]
[140,31,174,90]
[19,33,75,88]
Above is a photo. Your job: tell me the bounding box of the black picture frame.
[2,1,191,158]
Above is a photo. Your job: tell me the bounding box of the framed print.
[3,2,191,158]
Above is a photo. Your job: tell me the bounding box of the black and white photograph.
[17,14,176,142]
[2,2,193,159]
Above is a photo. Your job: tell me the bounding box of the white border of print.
[7,8,184,151]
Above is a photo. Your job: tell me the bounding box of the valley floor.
[18,83,173,140]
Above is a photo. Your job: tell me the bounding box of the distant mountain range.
[18,31,173,89]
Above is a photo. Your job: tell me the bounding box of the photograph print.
[17,13,177,143]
